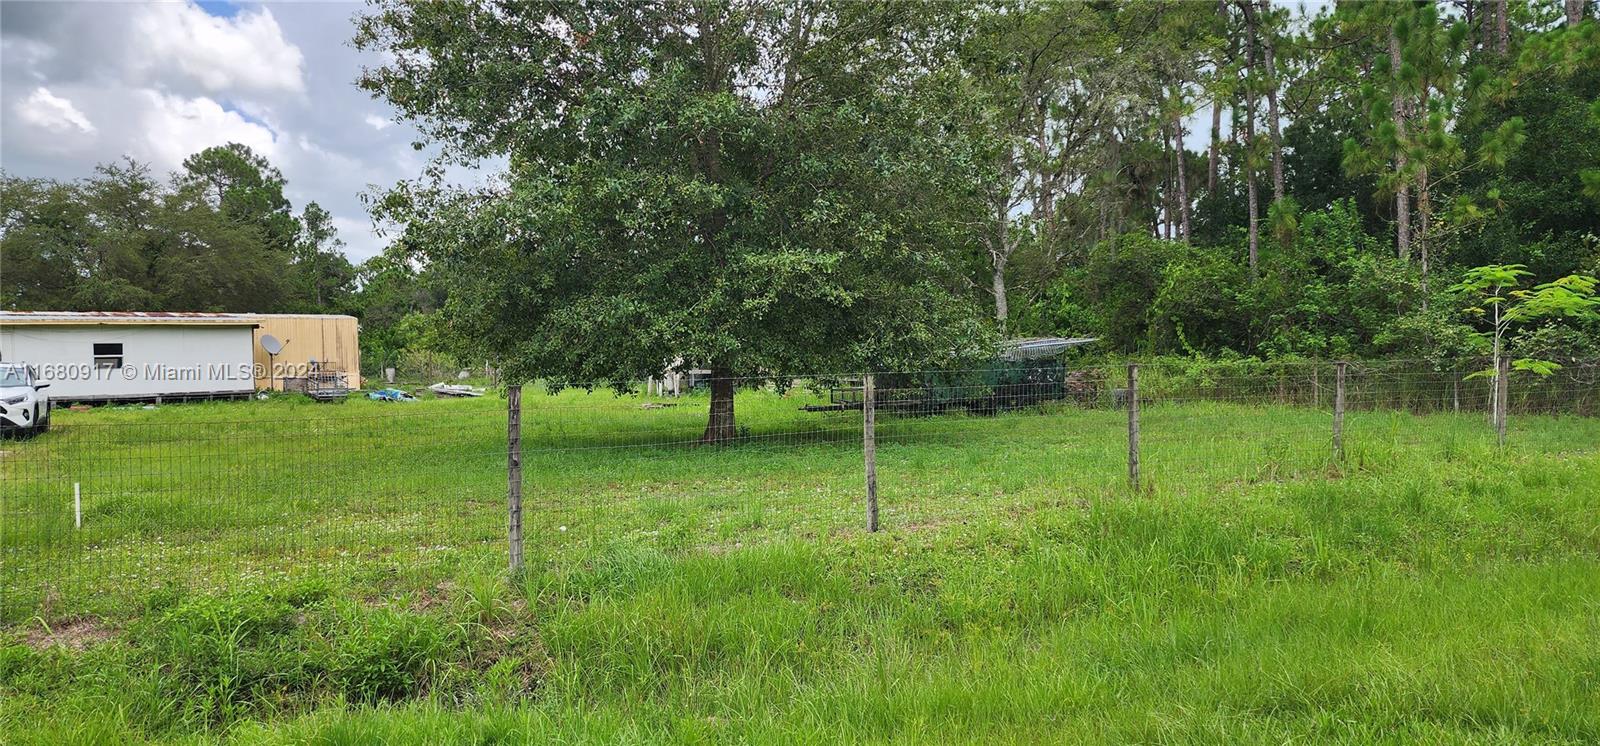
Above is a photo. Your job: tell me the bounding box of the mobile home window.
[93,343,123,369]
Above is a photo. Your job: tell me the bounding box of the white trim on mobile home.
[0,311,259,402]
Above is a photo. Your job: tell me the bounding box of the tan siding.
[250,315,361,390]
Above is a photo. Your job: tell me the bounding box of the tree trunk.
[779,5,810,103]
[1490,303,1502,425]
[992,254,1009,330]
[1390,27,1411,261]
[1477,0,1489,51]
[1208,96,1222,192]
[1229,97,1241,185]
[1260,0,1284,203]
[693,4,737,448]
[1163,126,1174,241]
[1568,0,1586,25]
[1244,0,1259,278]
[990,188,1014,331]
[1495,0,1509,54]
[1034,104,1059,251]
[1175,116,1192,242]
[1247,161,1259,276]
[701,370,737,443]
[1211,0,1229,193]
[1099,132,1122,241]
[1418,163,1431,306]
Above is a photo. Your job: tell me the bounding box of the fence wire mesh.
[3,360,1596,623]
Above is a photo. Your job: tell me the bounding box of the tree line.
[2,144,356,315]
[3,1,1597,438]
[1,143,442,371]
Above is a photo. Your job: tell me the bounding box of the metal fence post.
[863,373,879,532]
[1127,363,1140,489]
[507,384,524,572]
[1495,357,1509,447]
[1333,361,1346,462]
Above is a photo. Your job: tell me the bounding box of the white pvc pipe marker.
[74,482,81,529]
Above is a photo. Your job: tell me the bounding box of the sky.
[2,1,1331,264]
[0,0,439,262]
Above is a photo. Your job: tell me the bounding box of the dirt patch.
[400,580,457,613]
[22,617,114,652]
[899,516,958,533]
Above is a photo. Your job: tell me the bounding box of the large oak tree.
[356,1,990,441]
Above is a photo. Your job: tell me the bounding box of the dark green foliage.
[4,2,1597,369]
[1079,233,1177,352]
[1150,241,1251,354]
[356,0,992,440]
[0,582,495,735]
[1007,4,1600,362]
[1455,66,1600,277]
[289,203,357,313]
[1026,201,1489,360]
[350,254,447,375]
[1282,109,1384,232]
[1,146,355,314]
[179,143,299,252]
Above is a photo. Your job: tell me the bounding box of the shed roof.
[0,311,261,326]
[999,336,1098,361]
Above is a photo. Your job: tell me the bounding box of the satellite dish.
[260,334,284,355]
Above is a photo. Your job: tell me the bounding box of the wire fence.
[3,359,1597,623]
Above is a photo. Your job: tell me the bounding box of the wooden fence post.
[507,385,524,573]
[1333,361,1346,462]
[1495,357,1509,447]
[1127,363,1140,489]
[863,373,879,532]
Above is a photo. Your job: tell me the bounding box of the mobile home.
[249,314,362,391]
[0,311,258,402]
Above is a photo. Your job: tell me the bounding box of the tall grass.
[2,385,1598,743]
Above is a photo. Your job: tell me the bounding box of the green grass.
[2,385,1599,743]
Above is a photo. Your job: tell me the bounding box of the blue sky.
[195,1,242,18]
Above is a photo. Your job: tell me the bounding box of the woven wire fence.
[3,359,1596,623]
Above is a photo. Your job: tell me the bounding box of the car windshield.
[0,367,28,387]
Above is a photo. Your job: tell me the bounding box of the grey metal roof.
[0,311,359,326]
[998,336,1098,360]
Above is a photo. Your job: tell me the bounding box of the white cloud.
[136,90,278,170]
[0,2,473,264]
[16,86,96,134]
[134,3,305,95]
[2,38,55,82]
[332,215,384,262]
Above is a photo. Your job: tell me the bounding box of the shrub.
[84,585,479,730]
[323,604,454,705]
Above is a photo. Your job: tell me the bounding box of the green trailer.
[804,337,1098,415]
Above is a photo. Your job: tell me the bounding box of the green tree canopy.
[356,0,991,440]
[1,146,356,314]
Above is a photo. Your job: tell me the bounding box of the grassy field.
[2,383,1599,743]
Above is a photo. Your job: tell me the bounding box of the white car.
[0,363,52,435]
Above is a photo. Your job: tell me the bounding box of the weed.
[0,390,1596,742]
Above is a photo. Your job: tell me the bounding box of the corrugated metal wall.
[251,315,361,390]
